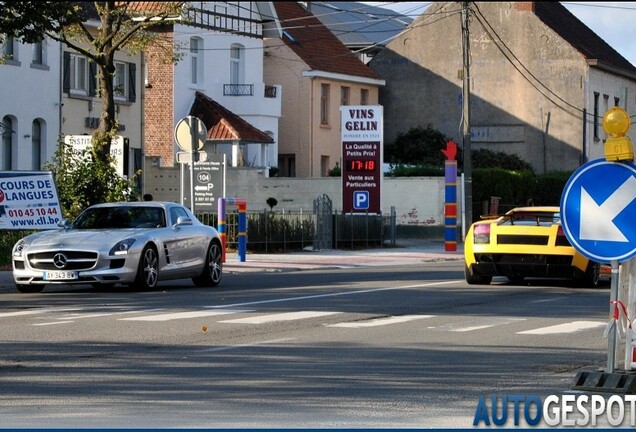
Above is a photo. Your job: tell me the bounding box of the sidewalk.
[0,240,463,289]
[223,240,463,273]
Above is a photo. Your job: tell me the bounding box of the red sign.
[341,106,383,214]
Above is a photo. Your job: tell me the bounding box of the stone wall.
[143,158,455,233]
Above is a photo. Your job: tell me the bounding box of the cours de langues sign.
[0,171,63,230]
[341,105,383,214]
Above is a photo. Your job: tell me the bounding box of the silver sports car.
[12,202,223,293]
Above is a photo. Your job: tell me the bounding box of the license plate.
[44,270,78,281]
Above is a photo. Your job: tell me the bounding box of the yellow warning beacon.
[602,106,634,161]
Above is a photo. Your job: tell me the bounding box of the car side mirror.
[174,216,193,227]
[58,218,71,229]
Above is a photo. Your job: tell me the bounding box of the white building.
[1,36,61,171]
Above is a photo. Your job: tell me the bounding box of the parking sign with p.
[353,191,369,210]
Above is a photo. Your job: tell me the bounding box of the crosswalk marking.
[120,309,251,322]
[219,311,340,324]
[449,317,526,332]
[0,308,81,318]
[327,315,434,328]
[517,320,605,335]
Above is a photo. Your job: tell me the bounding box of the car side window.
[169,207,188,225]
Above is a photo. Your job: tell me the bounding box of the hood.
[25,229,138,249]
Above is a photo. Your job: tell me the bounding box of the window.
[320,156,329,177]
[278,154,296,177]
[32,40,43,65]
[170,207,188,225]
[32,120,42,170]
[320,83,330,125]
[190,37,203,85]
[360,88,369,105]
[114,61,127,99]
[70,53,88,94]
[1,116,13,170]
[593,92,599,141]
[341,86,350,106]
[2,36,15,61]
[230,43,244,85]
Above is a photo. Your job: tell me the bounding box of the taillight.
[473,224,491,244]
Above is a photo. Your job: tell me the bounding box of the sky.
[367,2,636,67]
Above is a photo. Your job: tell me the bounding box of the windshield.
[72,206,166,229]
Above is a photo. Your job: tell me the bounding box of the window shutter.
[89,61,97,96]
[63,52,70,93]
[128,63,136,102]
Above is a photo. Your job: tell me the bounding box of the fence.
[196,208,397,253]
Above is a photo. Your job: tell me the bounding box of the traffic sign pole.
[608,260,619,373]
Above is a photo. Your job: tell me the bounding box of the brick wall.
[144,32,175,167]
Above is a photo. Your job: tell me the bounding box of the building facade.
[1,36,61,171]
[264,2,384,178]
[369,1,636,174]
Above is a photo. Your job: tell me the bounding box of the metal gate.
[313,194,333,250]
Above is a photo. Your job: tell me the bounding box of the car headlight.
[109,239,136,256]
[12,239,26,258]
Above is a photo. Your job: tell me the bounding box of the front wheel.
[132,245,159,290]
[193,240,223,287]
[16,284,45,293]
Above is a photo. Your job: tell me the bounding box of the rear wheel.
[465,264,492,285]
[193,240,223,287]
[131,245,159,290]
[16,284,45,293]
[579,261,601,288]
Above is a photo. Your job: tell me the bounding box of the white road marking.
[119,309,252,322]
[33,321,75,326]
[194,338,295,353]
[450,317,527,332]
[517,320,605,335]
[219,311,340,324]
[327,315,434,328]
[0,308,81,318]
[205,280,461,309]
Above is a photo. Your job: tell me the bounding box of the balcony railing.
[224,84,253,96]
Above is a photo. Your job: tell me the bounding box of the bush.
[385,126,454,166]
[44,141,140,219]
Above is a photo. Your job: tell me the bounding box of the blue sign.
[560,159,636,263]
[353,191,369,210]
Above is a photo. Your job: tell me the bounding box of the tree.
[0,1,184,163]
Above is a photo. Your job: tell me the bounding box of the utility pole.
[461,2,473,234]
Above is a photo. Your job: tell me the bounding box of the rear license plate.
[44,270,78,280]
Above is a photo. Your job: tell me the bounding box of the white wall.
[0,37,61,170]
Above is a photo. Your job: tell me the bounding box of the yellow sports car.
[464,206,606,286]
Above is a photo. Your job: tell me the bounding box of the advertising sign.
[64,135,125,176]
[0,171,63,230]
[192,154,226,210]
[341,105,383,214]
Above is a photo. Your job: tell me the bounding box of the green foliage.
[44,141,139,219]
[266,197,278,210]
[471,168,574,220]
[0,230,32,269]
[384,164,444,177]
[385,126,453,166]
[328,162,341,177]
[472,148,534,173]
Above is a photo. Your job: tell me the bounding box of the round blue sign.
[560,158,636,263]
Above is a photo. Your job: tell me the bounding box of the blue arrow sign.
[560,158,636,263]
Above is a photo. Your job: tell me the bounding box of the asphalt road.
[0,261,612,428]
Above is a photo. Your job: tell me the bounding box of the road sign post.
[174,116,207,212]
